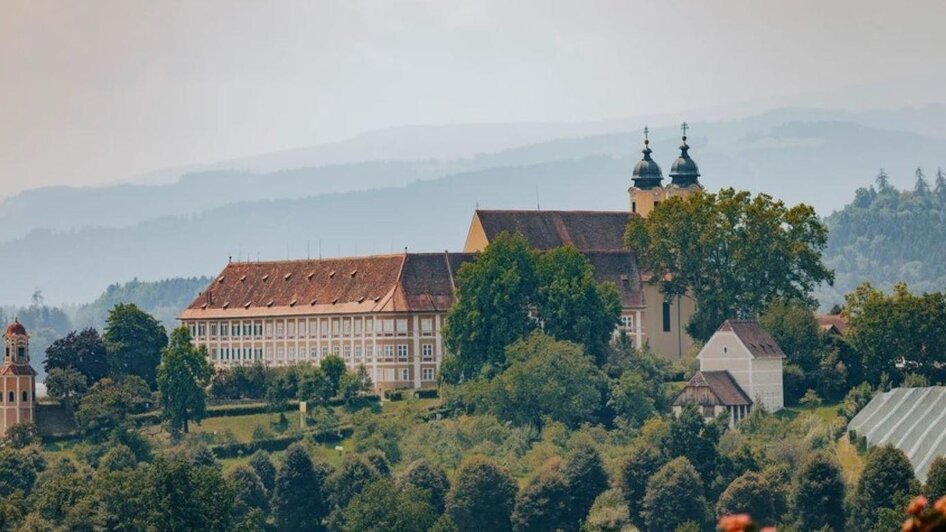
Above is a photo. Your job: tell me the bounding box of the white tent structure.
[847,386,946,482]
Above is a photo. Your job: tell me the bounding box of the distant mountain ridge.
[2,105,946,305]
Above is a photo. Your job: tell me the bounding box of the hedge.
[132,395,381,426]
[209,424,355,459]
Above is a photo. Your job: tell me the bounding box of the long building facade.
[182,128,703,389]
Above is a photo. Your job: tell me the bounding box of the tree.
[445,456,518,532]
[147,453,235,531]
[619,444,667,527]
[876,168,893,193]
[272,444,331,531]
[338,368,371,405]
[758,299,820,370]
[845,282,946,385]
[490,332,604,428]
[225,465,269,525]
[44,368,88,410]
[298,367,333,405]
[443,232,538,380]
[0,447,45,497]
[608,370,656,428]
[626,188,833,341]
[915,167,931,196]
[3,423,38,449]
[44,328,109,384]
[396,459,449,513]
[320,355,346,397]
[76,376,152,443]
[793,452,846,531]
[156,327,213,437]
[265,371,294,413]
[642,457,708,532]
[511,457,570,532]
[562,444,609,529]
[925,456,946,501]
[935,168,946,202]
[534,246,621,361]
[327,454,383,527]
[97,444,137,472]
[248,450,277,493]
[103,303,168,387]
[715,471,779,525]
[665,403,720,485]
[850,444,919,531]
[342,479,438,532]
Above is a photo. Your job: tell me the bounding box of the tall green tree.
[490,333,604,428]
[925,456,946,501]
[445,456,518,532]
[248,450,276,493]
[342,479,438,532]
[75,376,152,443]
[626,188,833,341]
[44,328,110,384]
[225,465,269,525]
[156,327,212,437]
[619,444,668,528]
[715,471,779,526]
[535,246,621,361]
[103,303,168,387]
[396,459,449,513]
[320,355,347,397]
[642,457,708,532]
[511,457,570,532]
[849,444,919,531]
[562,444,609,529]
[443,232,538,380]
[272,444,331,531]
[845,282,946,385]
[665,403,720,486]
[793,452,846,531]
[44,367,88,410]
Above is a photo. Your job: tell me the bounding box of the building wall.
[750,358,784,412]
[641,286,696,359]
[698,330,784,413]
[0,375,35,437]
[462,215,489,253]
[185,312,445,391]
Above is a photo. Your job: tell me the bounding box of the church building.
[182,125,706,389]
[0,320,37,436]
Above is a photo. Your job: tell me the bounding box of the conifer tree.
[915,167,931,196]
[925,456,946,501]
[849,444,919,531]
[272,444,330,531]
[562,444,609,528]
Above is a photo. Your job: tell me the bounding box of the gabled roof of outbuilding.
[675,370,752,407]
[717,319,785,359]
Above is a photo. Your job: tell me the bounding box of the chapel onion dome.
[669,134,701,188]
[4,320,26,337]
[631,137,664,190]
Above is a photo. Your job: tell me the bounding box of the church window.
[17,347,25,361]
[632,201,637,213]
[662,302,671,332]
[22,391,27,402]
[7,392,12,402]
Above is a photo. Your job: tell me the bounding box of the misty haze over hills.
[3,104,946,306]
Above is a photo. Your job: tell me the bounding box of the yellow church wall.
[463,214,489,252]
[640,284,696,359]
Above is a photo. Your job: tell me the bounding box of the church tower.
[1,320,36,436]
[629,123,703,217]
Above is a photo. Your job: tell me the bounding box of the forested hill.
[72,277,212,330]
[816,169,946,307]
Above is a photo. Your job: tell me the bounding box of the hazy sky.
[2,0,945,195]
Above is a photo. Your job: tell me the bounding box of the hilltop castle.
[181,126,703,390]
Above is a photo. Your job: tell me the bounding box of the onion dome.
[631,127,663,190]
[4,319,26,337]
[669,123,701,187]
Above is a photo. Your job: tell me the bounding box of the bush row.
[209,424,355,459]
[383,388,439,401]
[132,394,381,426]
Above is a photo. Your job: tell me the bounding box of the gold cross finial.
[681,122,689,139]
[643,126,650,145]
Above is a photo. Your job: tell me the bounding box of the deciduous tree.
[156,327,212,437]
[272,444,331,531]
[445,456,518,532]
[44,328,110,384]
[103,304,168,387]
[793,452,846,531]
[626,189,833,341]
[642,457,708,532]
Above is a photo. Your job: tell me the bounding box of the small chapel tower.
[1,320,36,436]
[629,123,703,217]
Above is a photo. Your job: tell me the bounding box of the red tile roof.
[474,210,635,251]
[181,253,476,319]
[0,364,36,376]
[4,321,26,337]
[718,319,785,359]
[816,314,848,335]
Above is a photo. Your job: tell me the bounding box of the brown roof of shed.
[474,210,634,251]
[816,314,849,335]
[180,252,476,319]
[718,319,785,359]
[675,370,752,406]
